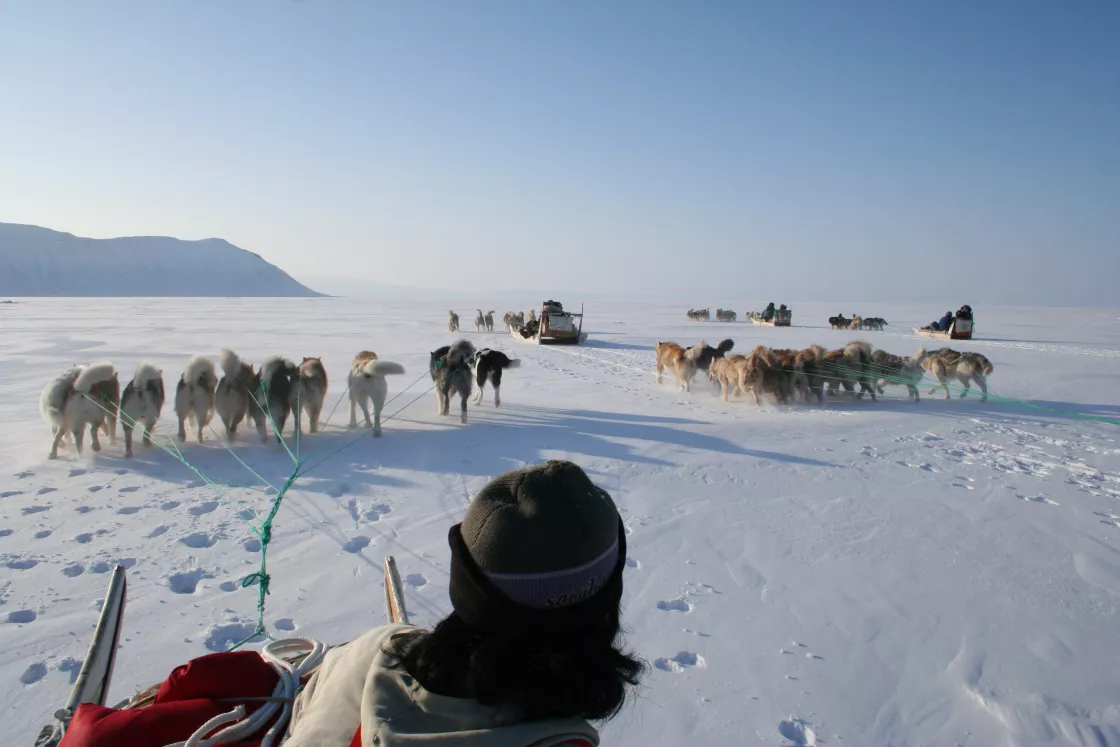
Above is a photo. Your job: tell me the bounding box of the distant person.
[285,461,644,746]
[763,302,776,321]
[938,311,954,331]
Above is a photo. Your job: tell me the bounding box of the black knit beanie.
[448,460,626,639]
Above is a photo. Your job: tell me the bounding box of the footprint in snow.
[242,538,261,553]
[75,506,93,514]
[219,581,239,592]
[15,471,35,479]
[20,663,48,685]
[89,561,112,573]
[342,536,370,554]
[8,609,38,623]
[654,651,705,672]
[118,486,140,494]
[179,532,218,549]
[75,533,93,544]
[405,573,427,588]
[62,563,85,577]
[656,598,693,613]
[34,530,52,539]
[21,505,50,515]
[363,504,392,522]
[58,657,82,684]
[0,490,24,498]
[625,557,641,570]
[778,717,817,746]
[148,525,169,538]
[204,621,259,652]
[0,529,13,538]
[274,618,297,631]
[87,485,104,493]
[326,482,350,498]
[37,487,56,495]
[117,506,142,515]
[68,468,87,478]
[7,558,39,570]
[187,501,219,517]
[161,501,180,511]
[1017,494,1059,506]
[168,568,209,594]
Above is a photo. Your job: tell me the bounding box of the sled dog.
[471,348,520,407]
[216,349,256,439]
[348,351,406,437]
[175,356,217,443]
[291,357,328,434]
[920,348,994,400]
[251,356,298,442]
[121,363,165,457]
[430,340,475,423]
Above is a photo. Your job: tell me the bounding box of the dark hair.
[386,604,645,721]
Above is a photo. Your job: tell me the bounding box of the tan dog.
[655,341,699,392]
[871,348,925,401]
[708,354,750,401]
[448,310,460,332]
[920,348,994,400]
[738,346,795,405]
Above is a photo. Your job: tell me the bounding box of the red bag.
[60,651,279,747]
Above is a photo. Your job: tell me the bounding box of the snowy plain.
[1,297,1119,746]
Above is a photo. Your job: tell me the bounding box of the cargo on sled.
[33,558,409,747]
[510,300,586,345]
[914,305,974,340]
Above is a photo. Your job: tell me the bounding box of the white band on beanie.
[481,538,620,609]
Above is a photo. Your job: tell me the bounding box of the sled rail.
[384,556,409,625]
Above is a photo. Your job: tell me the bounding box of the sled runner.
[511,300,586,345]
[32,557,408,746]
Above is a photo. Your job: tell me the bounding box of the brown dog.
[655,341,700,392]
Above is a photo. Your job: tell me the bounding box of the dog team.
[40,345,521,460]
[656,338,994,406]
[829,314,888,331]
[447,309,537,334]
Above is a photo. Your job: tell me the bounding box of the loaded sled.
[914,313,974,341]
[511,300,586,345]
[34,558,409,747]
[752,308,792,327]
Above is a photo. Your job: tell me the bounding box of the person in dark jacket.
[938,312,954,331]
[762,302,776,321]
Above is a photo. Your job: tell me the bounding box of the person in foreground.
[285,460,645,747]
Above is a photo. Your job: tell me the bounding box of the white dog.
[175,356,218,443]
[348,351,406,437]
[121,362,165,457]
[41,363,118,459]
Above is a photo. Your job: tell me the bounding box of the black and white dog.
[430,340,476,423]
[471,348,521,407]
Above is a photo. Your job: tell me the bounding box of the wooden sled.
[752,309,792,327]
[510,303,586,345]
[914,317,973,340]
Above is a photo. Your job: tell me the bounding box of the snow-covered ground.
[2,298,1119,746]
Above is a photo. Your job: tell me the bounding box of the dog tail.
[914,348,927,361]
[183,355,217,389]
[134,362,163,388]
[717,339,735,354]
[219,349,243,381]
[363,360,406,377]
[42,367,83,428]
[74,362,117,392]
[977,355,994,376]
[504,358,521,369]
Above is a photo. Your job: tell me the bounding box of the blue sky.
[1,1,1117,304]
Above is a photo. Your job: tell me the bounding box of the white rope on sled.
[167,636,328,747]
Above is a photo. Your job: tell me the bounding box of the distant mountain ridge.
[0,222,321,297]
